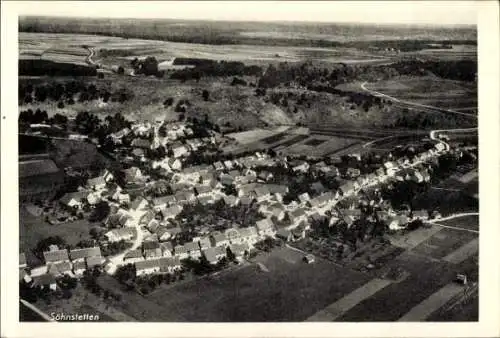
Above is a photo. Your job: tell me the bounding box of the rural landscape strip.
[442,238,479,265]
[306,278,392,321]
[397,283,466,321]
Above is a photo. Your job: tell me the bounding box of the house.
[105,211,133,228]
[73,260,87,277]
[174,245,189,260]
[257,171,273,182]
[31,274,57,291]
[346,167,361,178]
[290,160,310,173]
[255,218,276,237]
[225,228,242,244]
[86,256,105,269]
[410,170,424,183]
[160,242,174,257]
[48,261,73,277]
[174,190,196,204]
[210,232,229,247]
[172,145,189,158]
[86,192,101,205]
[152,195,176,211]
[195,237,211,251]
[298,192,311,204]
[159,257,182,274]
[222,195,238,206]
[87,175,107,191]
[223,160,234,170]
[195,185,213,197]
[70,247,101,262]
[375,167,386,178]
[135,259,161,276]
[130,197,149,212]
[59,192,85,209]
[356,176,368,187]
[276,228,293,242]
[123,249,144,263]
[387,215,410,230]
[202,246,226,264]
[19,253,27,269]
[144,233,159,243]
[339,181,356,196]
[132,138,152,150]
[168,158,182,171]
[412,210,429,221]
[384,161,399,176]
[287,208,308,229]
[43,249,69,264]
[229,243,249,259]
[104,228,135,242]
[310,182,327,195]
[435,142,446,152]
[123,167,143,182]
[114,191,131,205]
[239,226,259,245]
[267,184,289,200]
[143,241,162,259]
[161,205,183,221]
[185,241,202,259]
[253,185,271,202]
[366,173,377,183]
[213,161,225,171]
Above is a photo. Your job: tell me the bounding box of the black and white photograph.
[1,1,499,336]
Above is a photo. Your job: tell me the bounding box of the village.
[19,116,478,295]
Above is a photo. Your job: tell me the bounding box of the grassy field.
[367,76,477,111]
[19,207,93,265]
[105,247,371,322]
[337,251,459,321]
[411,227,478,261]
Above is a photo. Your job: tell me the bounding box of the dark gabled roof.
[143,241,160,250]
[86,256,105,268]
[70,247,101,261]
[124,249,143,260]
[43,249,69,263]
[135,259,160,271]
[32,273,57,287]
[19,159,59,178]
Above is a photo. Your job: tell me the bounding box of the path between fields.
[427,213,479,234]
[397,283,466,321]
[360,81,478,118]
[306,278,392,321]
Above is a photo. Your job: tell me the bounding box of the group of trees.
[131,56,163,77]
[19,80,133,105]
[257,59,476,91]
[170,60,262,82]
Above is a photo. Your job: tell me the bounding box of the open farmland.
[336,251,461,321]
[411,227,478,261]
[19,32,395,68]
[124,247,372,322]
[364,76,477,111]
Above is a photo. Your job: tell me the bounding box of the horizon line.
[19,14,477,28]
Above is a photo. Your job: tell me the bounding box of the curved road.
[360,81,478,118]
[106,220,145,275]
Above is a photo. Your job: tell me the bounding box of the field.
[365,76,477,111]
[19,207,93,265]
[337,251,462,321]
[411,227,478,261]
[19,32,393,68]
[92,247,372,321]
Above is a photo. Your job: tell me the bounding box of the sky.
[14,1,478,26]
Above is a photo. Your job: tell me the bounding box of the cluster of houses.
[32,120,452,282]
[20,245,105,291]
[129,226,258,276]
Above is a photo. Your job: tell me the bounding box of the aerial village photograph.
[8,0,493,328]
